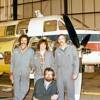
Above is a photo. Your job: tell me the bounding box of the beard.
[45,78,53,82]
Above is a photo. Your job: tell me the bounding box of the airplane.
[27,12,100,66]
[0,10,100,76]
[0,19,30,75]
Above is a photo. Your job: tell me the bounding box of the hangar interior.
[0,0,100,94]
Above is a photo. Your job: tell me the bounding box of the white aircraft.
[27,14,100,66]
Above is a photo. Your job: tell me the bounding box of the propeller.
[63,14,91,73]
[81,34,91,47]
[63,14,80,48]
[63,14,91,48]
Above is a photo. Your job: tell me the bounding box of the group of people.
[10,34,79,100]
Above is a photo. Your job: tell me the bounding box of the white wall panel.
[52,0,60,15]
[42,1,50,15]
[33,2,41,17]
[24,3,32,18]
[71,15,83,29]
[84,14,94,29]
[95,14,100,30]
[71,0,82,13]
[18,5,23,19]
[84,0,94,12]
[95,0,100,12]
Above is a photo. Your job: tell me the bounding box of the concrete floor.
[0,88,100,100]
[0,72,100,100]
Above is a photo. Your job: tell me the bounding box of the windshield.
[58,19,66,30]
[44,20,57,32]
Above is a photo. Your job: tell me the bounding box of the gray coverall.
[11,48,34,100]
[55,44,79,100]
[33,50,55,83]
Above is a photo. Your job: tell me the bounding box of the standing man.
[55,34,79,100]
[33,67,58,100]
[10,34,34,100]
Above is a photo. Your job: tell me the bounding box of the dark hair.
[37,39,49,51]
[54,34,68,47]
[18,34,29,45]
[57,34,68,42]
[44,67,55,77]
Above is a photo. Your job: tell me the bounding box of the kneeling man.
[33,67,58,100]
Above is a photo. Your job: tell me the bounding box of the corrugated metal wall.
[0,0,100,31]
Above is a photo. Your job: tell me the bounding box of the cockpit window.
[58,20,66,30]
[17,20,29,34]
[18,29,28,35]
[6,25,15,36]
[44,20,57,32]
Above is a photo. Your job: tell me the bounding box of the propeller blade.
[81,34,91,47]
[63,14,80,48]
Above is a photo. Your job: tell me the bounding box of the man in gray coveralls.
[10,34,34,100]
[55,34,79,100]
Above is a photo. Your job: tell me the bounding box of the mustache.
[21,43,26,44]
[59,41,64,43]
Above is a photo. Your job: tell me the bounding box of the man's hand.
[9,73,13,83]
[51,94,58,100]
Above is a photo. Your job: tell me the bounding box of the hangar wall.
[0,0,100,31]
